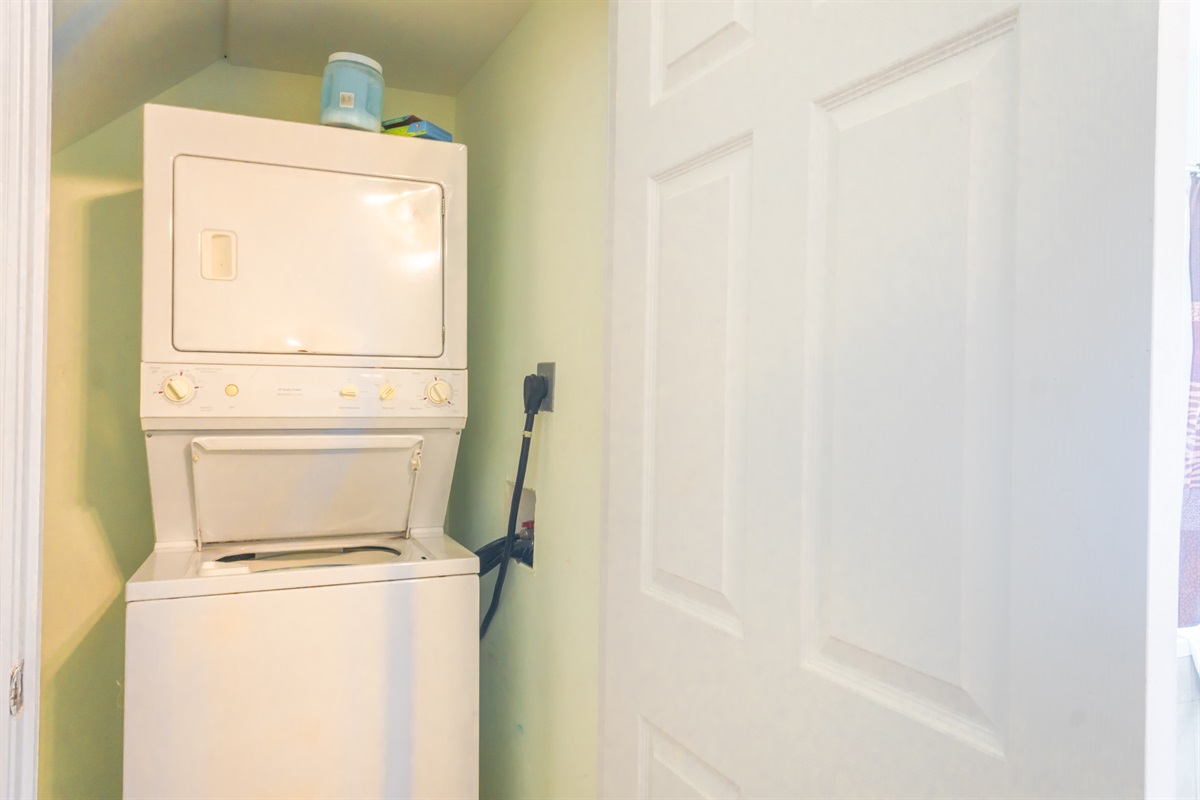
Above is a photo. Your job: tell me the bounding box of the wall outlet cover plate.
[536,362,555,412]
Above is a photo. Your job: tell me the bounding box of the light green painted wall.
[40,61,456,800]
[449,2,608,798]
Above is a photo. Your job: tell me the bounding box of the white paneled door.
[603,1,1191,797]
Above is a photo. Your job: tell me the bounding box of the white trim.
[596,0,619,793]
[0,1,51,798]
[1147,0,1198,795]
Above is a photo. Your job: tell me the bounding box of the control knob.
[426,380,452,405]
[162,375,195,404]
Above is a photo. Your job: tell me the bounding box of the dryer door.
[172,156,444,358]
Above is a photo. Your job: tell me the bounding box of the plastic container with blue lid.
[320,52,384,132]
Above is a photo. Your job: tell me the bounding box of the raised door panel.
[644,138,752,638]
[800,13,1017,758]
[638,719,741,800]
[651,0,755,102]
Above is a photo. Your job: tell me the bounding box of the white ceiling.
[52,0,532,152]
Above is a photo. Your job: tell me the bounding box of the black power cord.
[477,534,533,576]
[479,373,549,639]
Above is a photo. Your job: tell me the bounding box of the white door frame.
[0,0,51,797]
[1147,1,1200,794]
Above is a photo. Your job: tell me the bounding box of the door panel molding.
[799,10,1018,761]
[641,134,753,638]
[637,717,741,800]
[650,0,756,104]
[813,8,1018,110]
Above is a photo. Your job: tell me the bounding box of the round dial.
[379,384,397,401]
[426,380,453,406]
[162,375,195,404]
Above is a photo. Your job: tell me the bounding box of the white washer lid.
[190,433,423,546]
[328,51,382,74]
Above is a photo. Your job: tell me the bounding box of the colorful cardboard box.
[382,115,452,142]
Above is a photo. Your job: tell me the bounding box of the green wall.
[40,61,455,799]
[449,2,608,798]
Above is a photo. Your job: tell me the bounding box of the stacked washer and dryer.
[123,105,478,799]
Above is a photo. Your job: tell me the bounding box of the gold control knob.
[162,375,195,404]
[340,385,358,399]
[426,380,452,405]
[379,384,397,401]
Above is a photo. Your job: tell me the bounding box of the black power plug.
[523,373,550,415]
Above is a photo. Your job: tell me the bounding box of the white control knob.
[340,384,358,399]
[426,380,452,405]
[162,375,195,404]
[379,384,397,401]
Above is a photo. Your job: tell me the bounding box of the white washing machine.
[123,105,477,799]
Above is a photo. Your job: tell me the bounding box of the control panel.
[142,364,466,419]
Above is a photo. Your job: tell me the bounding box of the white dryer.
[124,106,477,799]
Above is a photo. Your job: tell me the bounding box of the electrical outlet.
[536,362,555,412]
